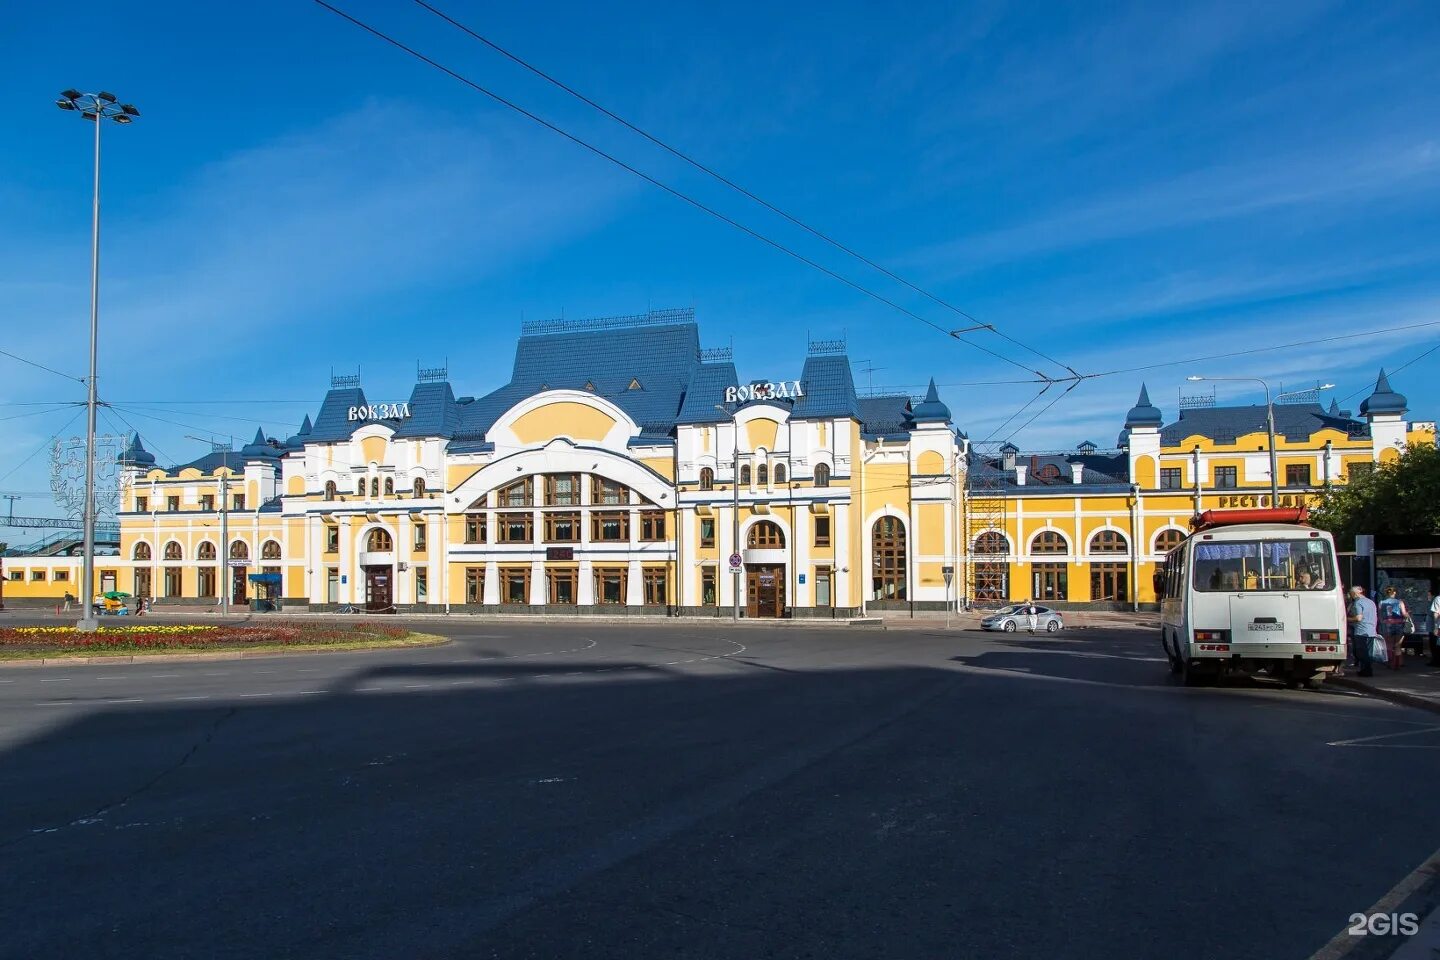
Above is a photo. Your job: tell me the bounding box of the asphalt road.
[2,618,1438,960]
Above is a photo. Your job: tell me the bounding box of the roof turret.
[241,427,280,461]
[1359,368,1407,417]
[283,414,312,450]
[1124,383,1163,429]
[118,433,156,467]
[910,378,952,425]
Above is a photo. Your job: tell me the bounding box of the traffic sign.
[728,552,742,572]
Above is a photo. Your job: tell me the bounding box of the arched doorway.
[871,516,907,602]
[745,520,786,618]
[362,527,395,613]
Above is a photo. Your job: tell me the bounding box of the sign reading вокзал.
[723,380,805,404]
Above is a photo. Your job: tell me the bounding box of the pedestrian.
[1348,585,1379,678]
[1024,599,1039,635]
[62,591,73,613]
[1378,586,1408,669]
[1429,586,1440,667]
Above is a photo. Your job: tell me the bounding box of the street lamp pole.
[715,404,740,621]
[1187,377,1334,507]
[57,90,139,631]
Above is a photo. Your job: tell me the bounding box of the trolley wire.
[412,0,1076,380]
[309,0,1047,380]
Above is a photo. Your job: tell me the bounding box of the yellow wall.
[745,417,780,451]
[511,402,616,444]
[917,450,944,474]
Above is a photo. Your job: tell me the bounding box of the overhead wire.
[0,347,85,384]
[308,0,1046,380]
[1336,341,1440,404]
[411,0,1076,380]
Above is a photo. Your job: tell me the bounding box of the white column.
[626,558,643,606]
[793,508,811,607]
[833,501,850,609]
[579,558,594,604]
[529,558,545,604]
[483,560,500,605]
[339,516,355,604]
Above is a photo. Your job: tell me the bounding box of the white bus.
[1156,509,1346,688]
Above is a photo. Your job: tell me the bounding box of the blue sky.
[2,0,1439,524]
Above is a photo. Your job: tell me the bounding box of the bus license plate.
[1247,622,1284,631]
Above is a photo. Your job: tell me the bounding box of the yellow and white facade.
[0,312,1427,614]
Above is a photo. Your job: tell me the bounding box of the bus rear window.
[1192,539,1335,592]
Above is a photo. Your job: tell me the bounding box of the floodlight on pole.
[56,89,139,630]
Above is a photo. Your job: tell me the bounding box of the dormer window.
[628,378,642,390]
[584,381,596,391]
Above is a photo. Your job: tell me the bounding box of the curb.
[1327,676,1440,716]
[0,634,451,668]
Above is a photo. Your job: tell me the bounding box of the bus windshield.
[1192,538,1335,592]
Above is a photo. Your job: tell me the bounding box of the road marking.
[147,674,181,679]
[1327,725,1440,748]
[103,698,144,704]
[39,678,72,683]
[404,683,431,689]
[174,695,210,701]
[1309,842,1440,959]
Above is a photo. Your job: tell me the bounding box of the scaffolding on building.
[963,441,1010,609]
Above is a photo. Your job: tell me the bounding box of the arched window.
[370,477,379,498]
[133,542,152,561]
[740,464,752,485]
[261,540,282,559]
[356,478,366,497]
[197,542,216,561]
[747,520,785,548]
[699,467,714,490]
[163,541,183,561]
[367,528,393,552]
[973,531,1009,555]
[814,463,830,487]
[775,464,786,484]
[324,480,337,500]
[1030,530,1067,555]
[1036,464,1062,481]
[413,477,425,498]
[1089,529,1128,554]
[1154,528,1186,554]
[383,477,394,496]
[872,517,907,601]
[757,463,769,486]
[229,540,249,560]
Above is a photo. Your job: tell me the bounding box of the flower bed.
[0,621,411,654]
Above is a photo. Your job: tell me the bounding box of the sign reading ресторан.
[347,403,412,422]
[723,380,805,404]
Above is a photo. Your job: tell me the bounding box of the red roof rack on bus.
[1190,506,1310,531]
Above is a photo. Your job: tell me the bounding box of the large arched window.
[261,540,282,559]
[775,464,787,484]
[1030,531,1067,555]
[133,542,152,561]
[699,467,714,490]
[872,517,907,601]
[197,541,216,561]
[367,528,393,552]
[973,531,1009,555]
[1089,529,1129,554]
[1154,528,1186,554]
[757,463,769,486]
[229,540,249,560]
[747,520,785,548]
[324,480,337,500]
[412,477,426,498]
[814,463,830,487]
[163,541,183,561]
[740,464,752,485]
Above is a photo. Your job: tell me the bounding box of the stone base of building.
[868,600,955,613]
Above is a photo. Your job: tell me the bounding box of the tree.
[1310,443,1440,548]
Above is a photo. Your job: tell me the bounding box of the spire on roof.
[1360,367,1407,417]
[118,433,156,466]
[1124,382,1163,429]
[910,377,952,425]
[241,426,279,461]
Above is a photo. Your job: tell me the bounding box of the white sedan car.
[979,604,1064,633]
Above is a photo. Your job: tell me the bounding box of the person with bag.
[1348,585,1379,678]
[1377,586,1409,669]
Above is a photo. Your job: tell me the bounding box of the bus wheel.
[1181,659,1213,687]
[1167,640,1183,675]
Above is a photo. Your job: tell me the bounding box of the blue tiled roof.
[162,450,242,477]
[1124,383,1163,429]
[309,387,369,443]
[1360,368,1407,416]
[858,395,912,436]
[118,434,156,466]
[911,379,952,424]
[791,354,859,420]
[969,449,1130,489]
[394,380,462,439]
[677,361,740,423]
[1160,403,1368,445]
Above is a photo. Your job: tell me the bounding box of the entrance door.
[134,567,152,600]
[745,565,785,618]
[364,565,394,613]
[232,567,248,604]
